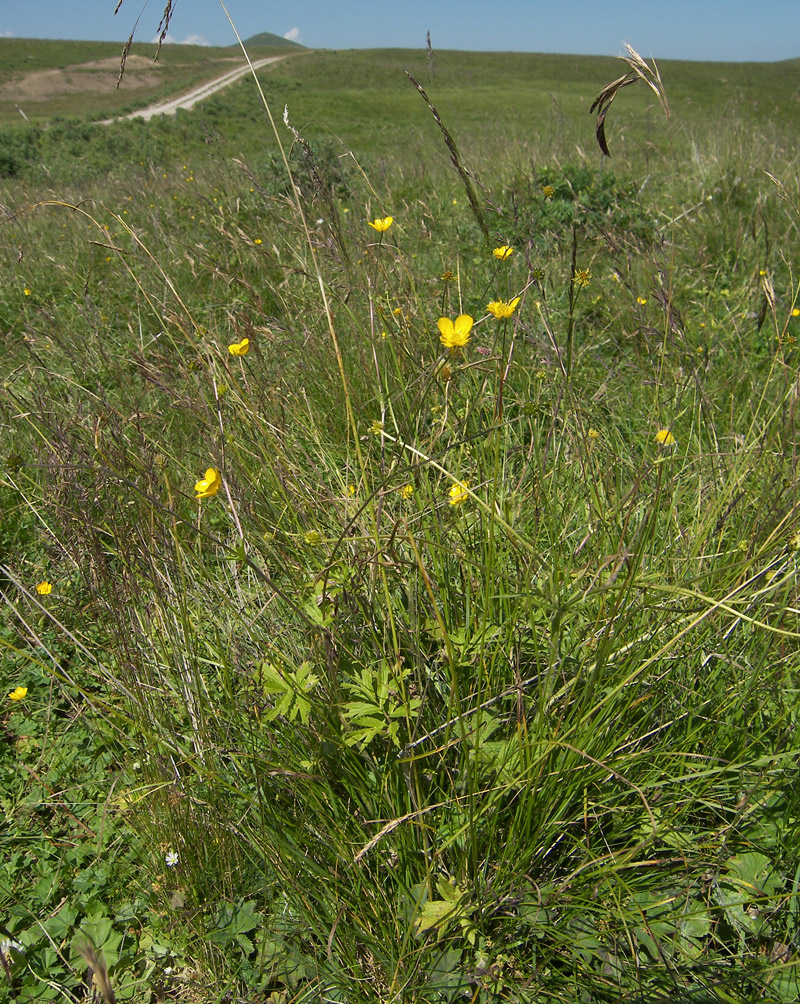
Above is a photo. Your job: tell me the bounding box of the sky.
[1,0,799,63]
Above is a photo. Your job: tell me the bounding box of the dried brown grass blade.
[153,0,175,62]
[116,32,134,89]
[589,71,637,157]
[74,938,116,1004]
[589,44,669,157]
[0,942,19,1003]
[405,71,490,242]
[623,44,669,120]
[114,0,174,83]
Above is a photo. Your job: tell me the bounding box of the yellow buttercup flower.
[228,338,250,356]
[655,429,676,447]
[367,216,394,232]
[24,288,32,296]
[8,687,27,701]
[792,308,800,318]
[493,245,514,260]
[438,314,474,350]
[486,297,521,319]
[636,296,648,305]
[399,484,414,499]
[194,467,221,499]
[448,481,469,506]
[35,581,53,595]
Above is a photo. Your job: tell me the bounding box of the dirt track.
[115,55,286,120]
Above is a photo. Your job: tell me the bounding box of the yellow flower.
[347,485,356,496]
[369,420,384,436]
[636,296,648,305]
[573,268,592,288]
[228,338,250,356]
[542,185,555,198]
[792,308,800,318]
[254,238,262,245]
[440,270,455,281]
[587,428,600,440]
[367,216,394,232]
[655,429,676,447]
[493,245,514,260]
[35,581,53,595]
[194,467,221,499]
[438,314,474,350]
[399,483,414,499]
[8,686,27,701]
[448,480,469,506]
[24,288,32,296]
[486,297,521,319]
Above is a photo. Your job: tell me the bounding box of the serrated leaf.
[259,662,290,695]
[724,851,784,897]
[414,898,454,936]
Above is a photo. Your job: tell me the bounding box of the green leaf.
[414,898,454,937]
[724,851,784,897]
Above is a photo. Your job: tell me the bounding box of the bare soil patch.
[0,54,238,103]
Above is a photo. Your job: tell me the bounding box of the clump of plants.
[2,32,800,1004]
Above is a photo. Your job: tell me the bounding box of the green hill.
[243,31,305,49]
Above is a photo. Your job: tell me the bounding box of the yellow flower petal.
[438,314,474,350]
[655,429,676,447]
[367,216,394,232]
[8,686,27,701]
[228,338,250,356]
[35,581,53,595]
[486,297,521,319]
[195,467,221,498]
[448,480,469,506]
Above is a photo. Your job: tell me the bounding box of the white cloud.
[152,33,211,46]
[284,27,301,42]
[0,29,14,38]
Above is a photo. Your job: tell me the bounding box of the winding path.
[116,55,287,121]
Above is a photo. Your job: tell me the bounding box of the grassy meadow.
[2,38,800,1004]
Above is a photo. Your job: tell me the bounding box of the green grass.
[2,42,800,1004]
[2,46,799,178]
